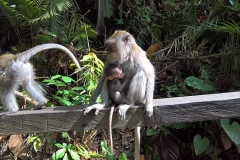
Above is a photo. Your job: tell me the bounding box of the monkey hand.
[144,103,153,117]
[83,104,105,115]
[117,104,131,120]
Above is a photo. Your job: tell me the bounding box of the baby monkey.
[104,63,131,105]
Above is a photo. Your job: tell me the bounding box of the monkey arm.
[89,61,110,105]
[143,62,155,117]
[84,78,109,115]
[118,77,131,92]
[89,73,106,105]
[84,62,112,115]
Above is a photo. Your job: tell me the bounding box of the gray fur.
[0,43,81,115]
[84,31,155,119]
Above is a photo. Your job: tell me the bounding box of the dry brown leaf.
[51,132,58,139]
[140,154,145,160]
[146,43,162,59]
[8,135,27,159]
[161,136,179,160]
[221,129,232,150]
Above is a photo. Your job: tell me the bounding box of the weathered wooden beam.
[0,92,240,135]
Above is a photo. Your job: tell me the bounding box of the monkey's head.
[107,68,124,80]
[105,63,124,80]
[105,30,136,63]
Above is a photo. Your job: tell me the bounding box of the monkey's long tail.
[16,43,81,71]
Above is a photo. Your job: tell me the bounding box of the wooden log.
[0,92,240,135]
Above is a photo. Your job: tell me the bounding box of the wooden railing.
[1,92,240,135]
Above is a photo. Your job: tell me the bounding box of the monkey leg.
[0,90,19,114]
[113,91,123,104]
[22,78,47,110]
[118,71,147,120]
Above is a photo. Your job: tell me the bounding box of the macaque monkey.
[105,63,131,153]
[84,30,155,118]
[0,43,81,115]
[84,30,155,160]
[104,63,131,105]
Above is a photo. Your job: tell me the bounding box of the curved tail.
[16,43,81,71]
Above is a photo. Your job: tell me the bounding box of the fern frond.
[72,25,97,50]
[103,0,114,18]
[30,0,72,23]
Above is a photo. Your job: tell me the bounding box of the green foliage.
[225,0,240,11]
[0,0,97,50]
[0,0,72,45]
[77,144,104,159]
[43,75,86,106]
[221,118,240,151]
[30,0,72,23]
[146,126,173,136]
[70,25,97,50]
[42,52,103,105]
[27,133,56,152]
[185,76,215,91]
[103,0,114,18]
[118,153,128,160]
[52,143,80,160]
[101,141,114,160]
[160,82,187,98]
[193,134,209,156]
[80,52,104,101]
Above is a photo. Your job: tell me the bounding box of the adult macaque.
[84,30,155,118]
[84,30,155,160]
[0,43,81,115]
[104,63,131,105]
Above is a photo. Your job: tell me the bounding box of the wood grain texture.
[0,91,240,135]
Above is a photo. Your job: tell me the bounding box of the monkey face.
[106,41,128,64]
[106,31,134,64]
[109,68,124,80]
[106,42,120,63]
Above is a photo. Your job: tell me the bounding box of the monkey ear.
[108,76,113,80]
[123,35,131,44]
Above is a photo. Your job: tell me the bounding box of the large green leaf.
[185,76,215,91]
[193,134,209,155]
[221,118,240,144]
[62,76,75,83]
[52,148,67,160]
[68,149,80,160]
[118,153,127,160]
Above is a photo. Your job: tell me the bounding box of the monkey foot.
[84,104,105,115]
[117,104,131,120]
[144,104,153,117]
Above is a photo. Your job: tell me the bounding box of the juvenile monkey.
[104,63,131,105]
[105,63,131,153]
[0,43,81,115]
